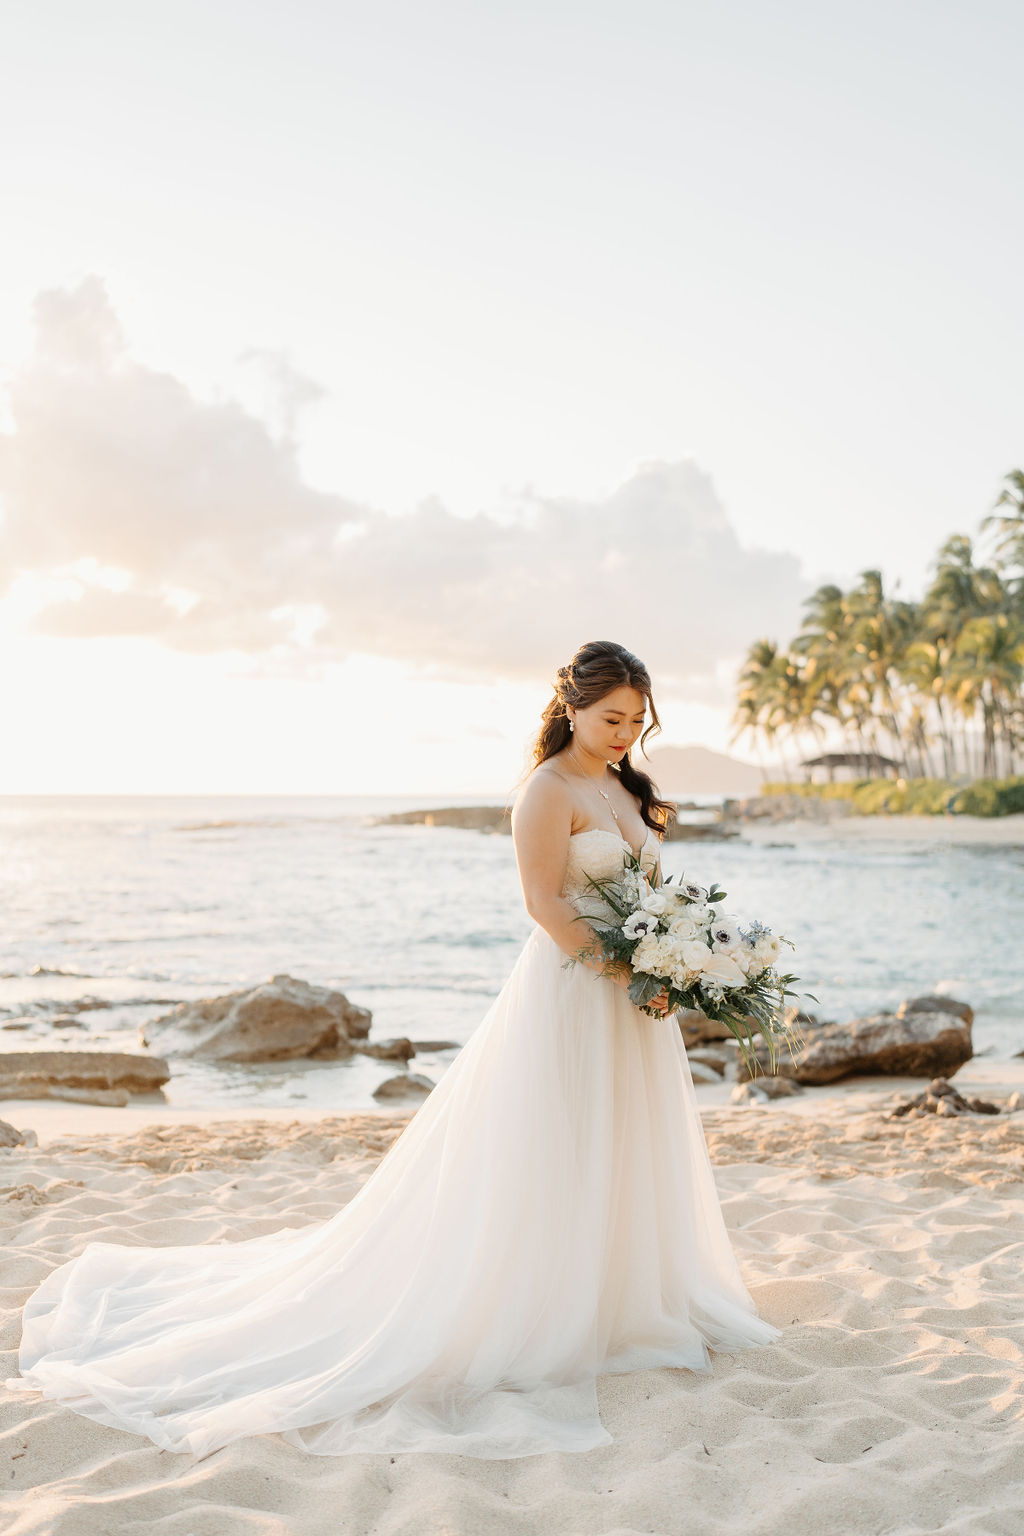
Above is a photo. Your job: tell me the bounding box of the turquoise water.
[0,796,1020,1111]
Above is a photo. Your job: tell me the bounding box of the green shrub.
[757,772,1024,816]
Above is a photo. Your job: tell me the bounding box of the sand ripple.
[3,1105,1024,1536]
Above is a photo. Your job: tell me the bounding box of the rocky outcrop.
[358,1038,416,1061]
[896,995,974,1027]
[375,806,512,833]
[888,1077,999,1119]
[686,1047,731,1077]
[734,1001,974,1085]
[142,974,372,1063]
[677,1009,741,1048]
[731,1076,805,1104]
[721,794,854,824]
[372,1072,436,1101]
[0,1050,170,1098]
[374,806,740,841]
[687,1059,724,1084]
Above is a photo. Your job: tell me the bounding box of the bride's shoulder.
[511,762,573,836]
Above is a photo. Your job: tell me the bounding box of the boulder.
[142,974,372,1062]
[413,1040,461,1053]
[687,1060,723,1084]
[888,1077,999,1119]
[896,995,974,1028]
[0,1118,28,1147]
[731,1076,805,1104]
[686,1048,730,1076]
[677,1009,738,1048]
[358,1038,416,1061]
[372,1072,436,1101]
[734,1010,973,1085]
[0,1050,169,1098]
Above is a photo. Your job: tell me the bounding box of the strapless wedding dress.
[4,827,780,1459]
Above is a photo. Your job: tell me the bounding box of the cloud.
[0,277,810,699]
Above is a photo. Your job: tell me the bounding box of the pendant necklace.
[567,747,623,837]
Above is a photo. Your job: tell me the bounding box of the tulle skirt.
[4,924,781,1459]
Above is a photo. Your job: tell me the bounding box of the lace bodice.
[562,827,660,922]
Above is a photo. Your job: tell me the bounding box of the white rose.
[667,913,701,942]
[686,902,713,929]
[754,935,781,966]
[631,934,665,974]
[680,939,711,972]
[639,889,669,915]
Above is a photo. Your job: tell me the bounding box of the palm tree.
[731,472,1024,787]
[981,469,1024,575]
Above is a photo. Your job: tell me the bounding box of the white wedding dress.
[5,827,780,1459]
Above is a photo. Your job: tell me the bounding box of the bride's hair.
[530,641,676,834]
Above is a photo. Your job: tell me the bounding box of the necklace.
[566,747,624,835]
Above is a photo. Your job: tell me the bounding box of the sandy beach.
[4,1067,1024,1536]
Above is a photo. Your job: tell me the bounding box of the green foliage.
[757,773,1024,816]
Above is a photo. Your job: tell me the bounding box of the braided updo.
[530,641,675,835]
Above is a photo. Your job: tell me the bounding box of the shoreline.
[4,1054,1024,1144]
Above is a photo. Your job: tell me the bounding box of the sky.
[0,0,1021,794]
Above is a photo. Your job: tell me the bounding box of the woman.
[4,640,780,1459]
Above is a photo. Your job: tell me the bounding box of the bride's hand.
[646,987,673,1017]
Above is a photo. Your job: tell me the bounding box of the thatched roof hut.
[800,751,904,783]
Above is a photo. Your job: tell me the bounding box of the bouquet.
[563,849,809,1077]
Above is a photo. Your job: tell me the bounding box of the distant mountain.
[641,744,779,797]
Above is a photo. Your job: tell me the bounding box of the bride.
[4,639,780,1459]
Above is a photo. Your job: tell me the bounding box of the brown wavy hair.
[524,640,676,835]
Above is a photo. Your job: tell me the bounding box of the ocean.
[1,795,1021,1113]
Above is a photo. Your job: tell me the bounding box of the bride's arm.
[510,773,632,991]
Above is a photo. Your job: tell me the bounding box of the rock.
[735,1011,973,1086]
[887,1077,997,1120]
[731,1082,769,1105]
[0,1050,170,1098]
[372,1072,435,1101]
[1005,1092,1024,1113]
[721,794,854,824]
[357,1038,416,1061]
[742,1074,805,1099]
[730,1076,804,1105]
[1,1018,34,1031]
[374,806,512,833]
[661,820,741,842]
[688,1060,722,1084]
[413,1040,461,1053]
[142,974,372,1062]
[677,1010,739,1047]
[0,1118,27,1147]
[686,1048,729,1076]
[47,1085,130,1107]
[897,996,974,1028]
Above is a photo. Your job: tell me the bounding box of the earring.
[568,718,574,733]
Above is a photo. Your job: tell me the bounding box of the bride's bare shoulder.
[511,761,574,840]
